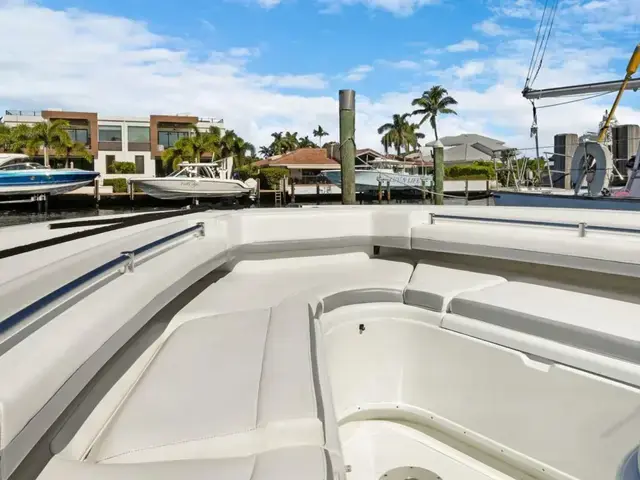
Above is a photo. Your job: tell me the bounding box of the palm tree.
[55,138,93,168]
[186,124,221,162]
[377,114,412,156]
[269,132,285,155]
[161,124,220,171]
[29,119,72,167]
[312,126,329,147]
[0,124,11,152]
[411,85,458,140]
[404,123,425,153]
[9,124,35,154]
[298,136,317,148]
[258,146,272,158]
[282,131,299,153]
[161,140,191,172]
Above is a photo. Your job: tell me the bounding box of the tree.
[269,132,285,155]
[10,124,35,154]
[404,122,425,153]
[377,114,413,156]
[0,124,11,152]
[298,136,318,148]
[55,138,93,168]
[29,119,72,167]
[161,124,220,171]
[219,130,256,167]
[312,125,329,147]
[268,131,299,155]
[411,85,458,140]
[161,141,192,171]
[258,145,272,158]
[282,131,299,152]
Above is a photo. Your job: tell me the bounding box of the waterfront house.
[418,134,509,165]
[0,110,224,181]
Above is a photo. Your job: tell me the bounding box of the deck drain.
[379,466,442,480]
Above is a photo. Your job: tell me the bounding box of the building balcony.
[128,142,151,152]
[98,141,122,151]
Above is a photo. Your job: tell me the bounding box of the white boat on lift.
[2,206,640,480]
[322,158,432,193]
[130,157,256,201]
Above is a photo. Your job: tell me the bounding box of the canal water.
[0,198,494,228]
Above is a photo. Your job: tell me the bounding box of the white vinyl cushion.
[403,263,506,312]
[38,446,340,480]
[450,281,640,364]
[172,257,414,327]
[90,299,334,464]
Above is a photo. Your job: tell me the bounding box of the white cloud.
[446,39,482,53]
[319,0,438,16]
[452,61,485,79]
[473,19,510,36]
[256,0,282,8]
[0,0,638,157]
[378,60,421,70]
[583,1,607,9]
[227,47,259,57]
[344,65,374,82]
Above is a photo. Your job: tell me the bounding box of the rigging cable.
[536,90,615,109]
[524,0,550,89]
[530,0,560,86]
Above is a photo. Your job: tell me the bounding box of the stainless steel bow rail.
[0,222,205,354]
[427,213,640,237]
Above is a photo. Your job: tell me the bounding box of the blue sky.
[0,0,639,152]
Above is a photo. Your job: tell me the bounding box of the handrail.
[0,222,205,352]
[427,213,640,236]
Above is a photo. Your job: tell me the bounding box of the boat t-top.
[130,157,257,203]
[0,154,100,198]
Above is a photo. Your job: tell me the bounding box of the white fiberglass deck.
[2,206,640,480]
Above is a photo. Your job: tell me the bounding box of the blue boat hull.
[493,190,640,211]
[0,170,100,197]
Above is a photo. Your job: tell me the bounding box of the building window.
[99,126,122,142]
[128,126,150,143]
[158,130,190,149]
[66,128,89,145]
[106,155,115,172]
[134,155,145,174]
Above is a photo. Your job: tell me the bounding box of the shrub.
[107,161,136,174]
[103,178,143,193]
[235,164,260,181]
[103,178,128,193]
[445,164,494,179]
[259,167,289,190]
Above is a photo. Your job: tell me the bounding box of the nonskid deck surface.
[3,205,640,480]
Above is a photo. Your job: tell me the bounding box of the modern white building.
[0,110,224,180]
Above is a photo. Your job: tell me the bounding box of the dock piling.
[464,179,469,205]
[433,141,444,206]
[339,89,356,205]
[486,180,491,206]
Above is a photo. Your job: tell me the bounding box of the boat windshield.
[168,165,219,178]
[0,162,44,171]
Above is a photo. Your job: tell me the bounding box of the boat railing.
[428,213,640,237]
[0,222,206,355]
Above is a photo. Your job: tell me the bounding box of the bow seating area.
[2,206,640,480]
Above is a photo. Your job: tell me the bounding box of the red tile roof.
[255,148,339,167]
